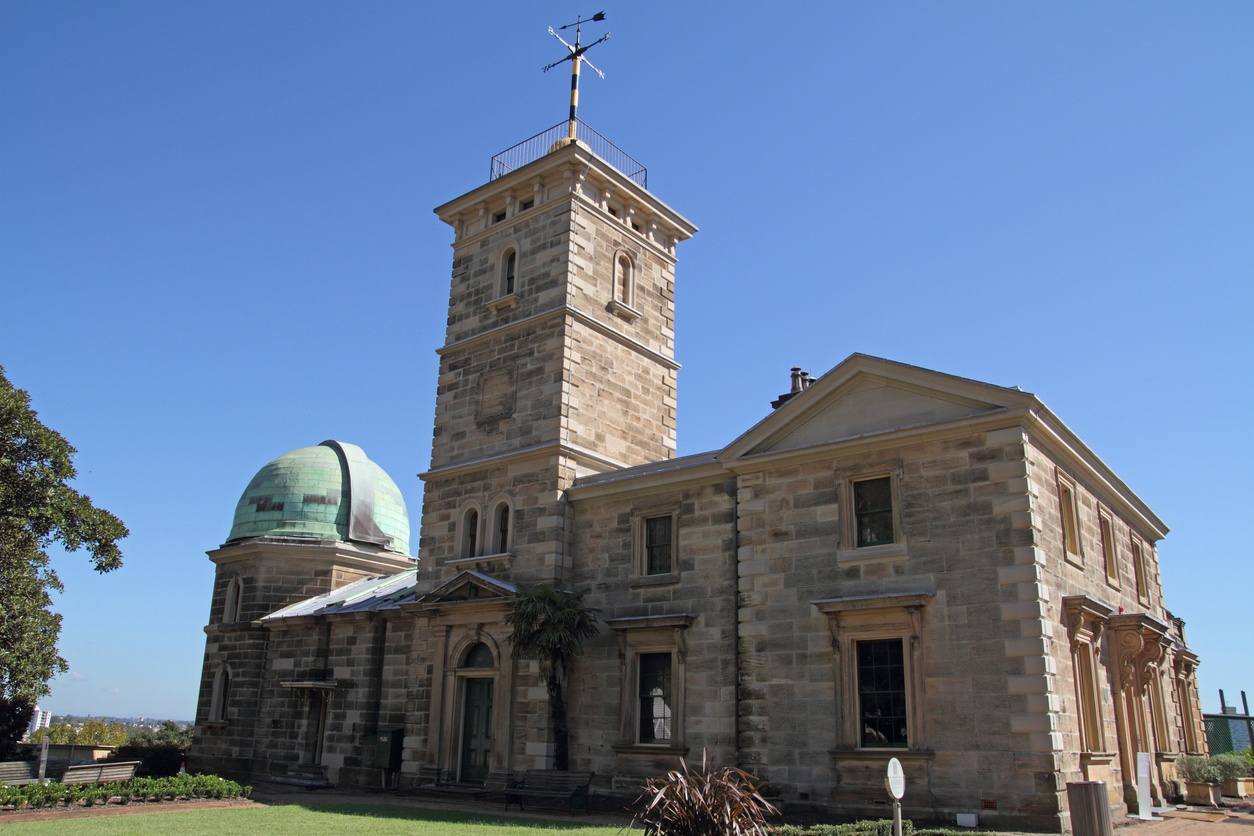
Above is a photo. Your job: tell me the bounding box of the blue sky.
[2,2,1250,721]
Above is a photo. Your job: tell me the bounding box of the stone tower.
[419,139,697,587]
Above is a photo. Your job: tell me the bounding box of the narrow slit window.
[496,505,510,553]
[464,509,478,558]
[502,250,516,296]
[1099,514,1117,585]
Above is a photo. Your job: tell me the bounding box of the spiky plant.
[632,749,780,836]
[505,583,600,771]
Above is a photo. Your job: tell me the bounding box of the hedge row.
[0,773,251,810]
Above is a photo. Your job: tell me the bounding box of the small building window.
[814,592,929,752]
[492,210,506,224]
[856,639,908,748]
[638,653,673,743]
[645,516,672,575]
[607,614,693,754]
[1131,537,1148,603]
[854,477,894,548]
[1099,510,1118,587]
[519,198,534,211]
[1058,476,1082,565]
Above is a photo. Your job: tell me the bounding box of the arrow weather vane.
[543,11,610,141]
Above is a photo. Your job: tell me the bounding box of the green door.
[459,678,493,783]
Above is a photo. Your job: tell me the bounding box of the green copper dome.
[227,441,410,554]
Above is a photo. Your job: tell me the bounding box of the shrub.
[772,822,915,836]
[1177,754,1219,784]
[633,749,780,836]
[1212,752,1252,781]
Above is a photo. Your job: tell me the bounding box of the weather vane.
[543,11,610,142]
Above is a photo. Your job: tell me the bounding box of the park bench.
[0,760,38,786]
[61,761,140,785]
[488,769,594,814]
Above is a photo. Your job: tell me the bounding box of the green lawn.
[0,802,639,835]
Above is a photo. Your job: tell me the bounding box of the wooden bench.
[61,761,140,785]
[0,760,38,786]
[488,769,594,814]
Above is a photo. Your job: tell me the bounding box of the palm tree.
[506,583,600,771]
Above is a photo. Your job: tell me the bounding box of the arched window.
[222,576,243,623]
[462,642,495,670]
[616,253,632,304]
[463,508,479,559]
[210,666,232,723]
[488,500,511,554]
[501,249,517,296]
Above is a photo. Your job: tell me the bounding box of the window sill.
[608,299,641,322]
[613,742,689,756]
[836,542,908,565]
[629,572,679,588]
[829,748,933,762]
[1080,752,1117,766]
[200,721,228,729]
[447,552,513,572]
[1064,551,1084,569]
[487,294,518,313]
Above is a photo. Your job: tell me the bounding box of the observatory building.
[192,125,1205,829]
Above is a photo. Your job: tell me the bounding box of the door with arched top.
[458,642,495,783]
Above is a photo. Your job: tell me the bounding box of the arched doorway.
[458,642,495,783]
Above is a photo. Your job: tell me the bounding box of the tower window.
[210,667,232,723]
[463,509,479,559]
[501,250,516,296]
[223,576,243,623]
[493,502,511,553]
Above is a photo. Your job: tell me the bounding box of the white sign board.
[886,757,905,800]
[1136,751,1154,819]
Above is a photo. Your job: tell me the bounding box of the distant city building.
[26,707,51,738]
[191,129,1205,831]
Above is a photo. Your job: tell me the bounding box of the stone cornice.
[813,592,935,616]
[435,303,680,371]
[566,457,726,503]
[207,539,415,576]
[605,613,697,631]
[421,439,628,482]
[433,141,697,244]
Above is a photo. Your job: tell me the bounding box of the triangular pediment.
[419,570,516,605]
[721,355,1031,461]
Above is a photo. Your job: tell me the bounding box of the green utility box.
[372,726,404,770]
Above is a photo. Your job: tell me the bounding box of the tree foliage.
[29,718,129,747]
[505,583,600,771]
[0,366,128,757]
